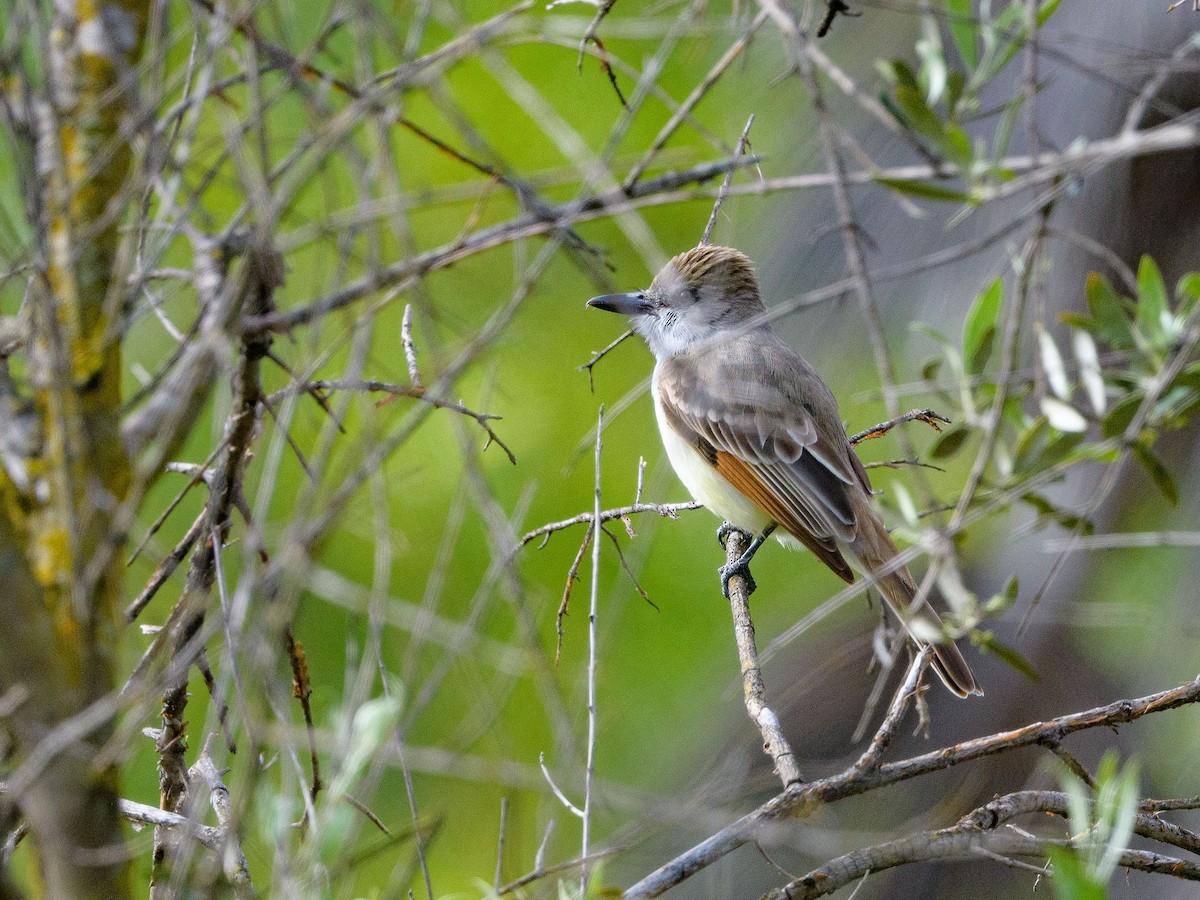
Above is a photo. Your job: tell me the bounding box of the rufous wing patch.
[713,450,855,584]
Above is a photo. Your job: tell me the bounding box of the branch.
[723,528,803,787]
[518,500,699,549]
[625,676,1200,896]
[188,738,256,899]
[848,409,950,445]
[269,379,516,465]
[766,789,1200,899]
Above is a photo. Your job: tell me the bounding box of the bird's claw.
[716,521,737,548]
[719,550,758,598]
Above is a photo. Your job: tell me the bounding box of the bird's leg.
[719,523,777,598]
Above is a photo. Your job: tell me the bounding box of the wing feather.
[657,332,866,583]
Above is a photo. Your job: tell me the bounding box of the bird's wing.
[657,336,865,583]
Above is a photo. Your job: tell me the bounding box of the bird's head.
[587,246,767,357]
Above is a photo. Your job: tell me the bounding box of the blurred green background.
[4,0,1200,897]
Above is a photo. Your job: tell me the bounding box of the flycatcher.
[587,245,980,698]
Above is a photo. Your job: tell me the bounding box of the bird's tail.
[850,511,982,699]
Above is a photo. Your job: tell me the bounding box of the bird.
[586,245,980,698]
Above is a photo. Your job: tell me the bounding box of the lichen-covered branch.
[1,2,151,897]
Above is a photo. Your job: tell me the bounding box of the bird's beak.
[586,292,651,316]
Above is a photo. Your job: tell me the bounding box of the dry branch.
[626,676,1200,895]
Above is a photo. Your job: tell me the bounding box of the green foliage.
[874,0,1064,204]
[918,258,1200,531]
[910,258,1200,679]
[1049,752,1140,900]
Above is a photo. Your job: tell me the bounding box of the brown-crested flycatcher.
[587,245,980,698]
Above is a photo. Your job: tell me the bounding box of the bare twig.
[519,500,698,549]
[723,528,804,787]
[188,737,256,899]
[849,647,930,776]
[578,327,635,391]
[700,115,755,247]
[765,789,1200,899]
[581,404,604,891]
[269,379,516,464]
[848,409,951,445]
[401,304,423,392]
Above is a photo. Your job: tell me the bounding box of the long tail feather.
[849,503,982,698]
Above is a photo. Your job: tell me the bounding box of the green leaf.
[941,124,974,169]
[992,0,1063,77]
[1022,491,1095,533]
[1013,416,1049,473]
[944,0,977,68]
[930,425,970,459]
[1176,272,1200,318]
[896,84,946,140]
[963,278,1004,374]
[1101,392,1142,440]
[946,69,967,118]
[972,631,1039,680]
[1037,0,1063,27]
[1085,273,1134,347]
[983,575,1019,614]
[1058,311,1096,333]
[1048,848,1108,900]
[1131,440,1178,506]
[1136,255,1170,343]
[873,177,973,203]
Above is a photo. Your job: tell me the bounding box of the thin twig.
[494,797,508,890]
[578,327,635,391]
[850,647,930,776]
[401,304,423,392]
[848,409,951,445]
[700,115,755,247]
[581,404,604,892]
[269,379,516,464]
[188,736,256,899]
[519,500,698,549]
[723,528,804,787]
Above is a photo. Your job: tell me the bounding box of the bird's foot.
[716,521,737,548]
[719,554,757,598]
[719,524,775,598]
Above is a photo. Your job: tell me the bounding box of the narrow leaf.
[973,631,1039,680]
[1136,255,1170,343]
[874,177,973,203]
[1042,397,1087,433]
[944,0,977,68]
[963,278,1004,374]
[1176,272,1200,319]
[1038,326,1070,399]
[1085,273,1133,347]
[1131,440,1178,506]
[930,425,970,459]
[1072,330,1106,414]
[1101,392,1142,440]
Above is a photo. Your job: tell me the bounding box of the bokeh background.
[3,0,1200,896]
